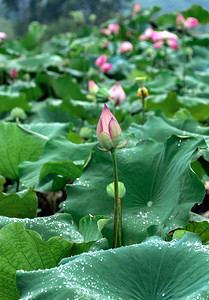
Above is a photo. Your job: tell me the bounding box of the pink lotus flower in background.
[88,80,99,94]
[154,41,163,49]
[139,27,155,40]
[97,104,128,151]
[108,24,120,34]
[0,32,7,39]
[119,41,133,53]
[176,14,199,29]
[95,54,107,67]
[134,3,141,13]
[167,39,178,50]
[109,82,126,106]
[100,28,111,36]
[10,68,18,79]
[184,17,199,29]
[100,62,113,73]
[176,13,185,25]
[140,28,178,50]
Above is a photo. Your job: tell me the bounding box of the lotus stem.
[111,149,121,248]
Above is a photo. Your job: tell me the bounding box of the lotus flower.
[95,54,107,67]
[10,68,18,79]
[97,104,128,151]
[88,80,99,94]
[100,29,111,36]
[0,32,7,39]
[108,24,119,34]
[184,17,199,29]
[119,41,133,53]
[100,62,113,73]
[176,14,199,29]
[134,3,140,13]
[109,82,126,106]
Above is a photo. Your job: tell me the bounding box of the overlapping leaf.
[17,233,209,299]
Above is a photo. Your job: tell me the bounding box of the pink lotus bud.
[134,3,140,13]
[184,17,199,29]
[167,39,178,50]
[154,41,163,49]
[100,62,113,73]
[109,82,126,106]
[10,68,18,79]
[95,54,107,67]
[176,14,185,25]
[0,32,7,39]
[100,28,111,36]
[88,80,99,94]
[108,24,119,34]
[97,104,128,151]
[119,41,133,53]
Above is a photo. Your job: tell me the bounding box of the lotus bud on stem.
[97,104,129,248]
[136,77,149,125]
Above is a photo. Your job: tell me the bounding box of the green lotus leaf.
[19,137,96,192]
[0,189,37,218]
[61,135,205,245]
[0,122,47,180]
[17,233,209,299]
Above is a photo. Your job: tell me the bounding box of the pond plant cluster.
[0,2,209,299]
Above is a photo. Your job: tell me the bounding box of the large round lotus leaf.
[129,112,209,146]
[61,135,205,245]
[17,233,209,299]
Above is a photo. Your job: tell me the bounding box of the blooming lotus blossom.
[119,41,133,53]
[88,80,99,94]
[134,3,140,13]
[109,82,126,106]
[95,54,107,67]
[176,14,199,29]
[10,68,18,79]
[97,104,128,151]
[139,28,178,50]
[0,32,7,39]
[108,24,120,34]
[100,62,113,73]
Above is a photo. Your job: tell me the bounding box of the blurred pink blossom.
[88,80,99,94]
[176,14,185,25]
[108,24,120,34]
[10,68,18,79]
[95,54,107,67]
[100,63,113,73]
[100,28,111,36]
[184,17,199,29]
[154,41,164,49]
[167,39,178,50]
[176,14,199,29]
[109,82,126,106]
[139,28,178,50]
[119,41,133,53]
[0,32,7,39]
[134,3,141,13]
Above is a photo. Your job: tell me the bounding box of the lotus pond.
[0,2,209,299]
